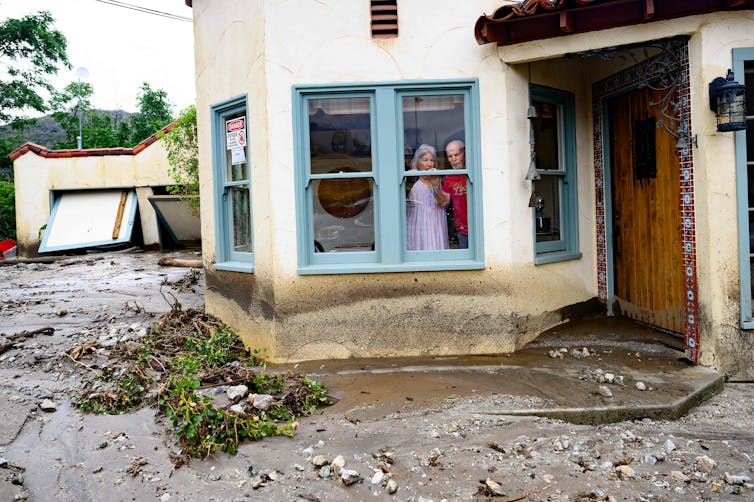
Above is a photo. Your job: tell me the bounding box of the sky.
[1,0,195,115]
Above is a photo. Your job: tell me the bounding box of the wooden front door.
[609,87,684,333]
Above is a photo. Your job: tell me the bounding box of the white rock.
[644,454,657,465]
[160,494,171,502]
[484,477,505,496]
[340,469,362,486]
[614,375,624,385]
[723,472,751,485]
[615,465,635,478]
[695,455,716,473]
[598,385,613,397]
[331,454,345,474]
[668,471,691,483]
[311,455,328,467]
[635,381,647,391]
[371,471,384,485]
[251,394,274,410]
[386,479,398,494]
[664,439,676,453]
[604,373,615,384]
[39,399,57,412]
[228,403,245,415]
[226,385,248,401]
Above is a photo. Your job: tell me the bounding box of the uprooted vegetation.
[73,303,330,463]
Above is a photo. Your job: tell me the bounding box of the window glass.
[312,178,375,253]
[534,175,561,243]
[746,62,754,305]
[402,95,467,251]
[230,186,251,252]
[533,102,560,171]
[402,94,465,171]
[308,98,372,174]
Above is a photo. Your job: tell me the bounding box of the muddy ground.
[0,251,752,501]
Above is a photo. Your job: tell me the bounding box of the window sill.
[298,260,485,275]
[534,250,582,265]
[740,319,754,330]
[213,261,254,273]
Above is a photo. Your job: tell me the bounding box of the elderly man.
[442,140,469,249]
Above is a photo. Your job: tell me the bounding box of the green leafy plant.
[75,305,329,463]
[160,105,198,205]
[0,180,15,240]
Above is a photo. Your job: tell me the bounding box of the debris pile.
[72,302,330,463]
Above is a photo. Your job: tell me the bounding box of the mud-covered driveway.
[0,251,752,501]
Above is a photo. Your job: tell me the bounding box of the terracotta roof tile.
[7,121,177,161]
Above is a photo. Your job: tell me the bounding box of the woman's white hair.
[410,144,437,170]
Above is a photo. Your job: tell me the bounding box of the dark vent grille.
[371,0,398,39]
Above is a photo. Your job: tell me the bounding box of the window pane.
[402,95,465,171]
[533,101,560,171]
[224,113,248,182]
[230,186,251,252]
[312,178,374,252]
[308,98,372,175]
[444,175,470,249]
[745,62,754,116]
[405,176,449,250]
[534,176,561,243]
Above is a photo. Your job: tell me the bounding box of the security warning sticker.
[226,117,246,150]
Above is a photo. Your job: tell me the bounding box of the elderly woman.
[406,144,450,250]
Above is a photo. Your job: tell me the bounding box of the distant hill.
[0,110,133,150]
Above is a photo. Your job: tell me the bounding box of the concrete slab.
[281,317,723,425]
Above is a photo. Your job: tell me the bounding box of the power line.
[92,0,192,22]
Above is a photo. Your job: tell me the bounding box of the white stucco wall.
[13,140,175,257]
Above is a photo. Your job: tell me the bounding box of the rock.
[644,454,657,465]
[39,399,57,412]
[267,470,278,481]
[386,479,398,494]
[598,385,613,397]
[615,465,635,478]
[614,375,625,385]
[311,455,329,467]
[340,469,362,486]
[160,494,171,502]
[226,385,248,401]
[669,470,690,482]
[251,394,273,410]
[636,381,647,391]
[695,455,716,473]
[331,454,345,474]
[484,477,505,496]
[229,403,246,415]
[57,309,68,317]
[723,472,751,485]
[371,471,384,485]
[11,473,24,485]
[294,464,305,472]
[664,439,676,452]
[604,373,615,384]
[318,465,331,478]
[301,447,314,457]
[549,350,563,359]
[0,457,7,468]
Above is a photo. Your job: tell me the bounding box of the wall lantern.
[709,69,747,132]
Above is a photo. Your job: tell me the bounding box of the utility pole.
[75,67,89,149]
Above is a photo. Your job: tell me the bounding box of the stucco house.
[10,125,200,256]
[187,0,754,380]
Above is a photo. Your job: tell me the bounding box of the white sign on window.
[226,117,246,150]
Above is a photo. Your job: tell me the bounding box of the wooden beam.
[112,191,128,239]
[560,11,574,33]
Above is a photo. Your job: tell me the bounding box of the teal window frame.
[530,84,581,265]
[211,94,254,273]
[733,48,754,328]
[292,79,484,274]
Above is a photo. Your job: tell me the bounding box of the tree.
[0,179,15,240]
[0,11,70,128]
[49,81,121,149]
[160,105,198,200]
[128,82,173,145]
